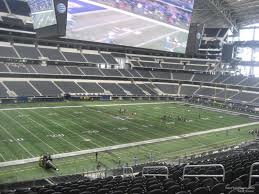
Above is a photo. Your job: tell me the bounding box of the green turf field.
[0,100,258,183]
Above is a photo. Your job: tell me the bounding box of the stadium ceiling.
[192,0,259,30]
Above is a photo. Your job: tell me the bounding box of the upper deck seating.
[223,75,246,85]
[84,54,106,64]
[239,77,259,87]
[62,52,86,62]
[137,84,158,95]
[161,63,184,70]
[163,58,181,63]
[39,48,65,61]
[118,69,134,77]
[192,74,216,82]
[32,65,61,75]
[185,65,208,71]
[151,71,171,79]
[139,56,156,61]
[101,69,122,77]
[137,70,153,78]
[30,81,62,97]
[77,82,104,94]
[180,85,199,96]
[118,83,146,96]
[127,69,142,77]
[231,92,258,102]
[154,84,179,95]
[6,0,30,16]
[0,63,10,72]
[173,72,193,81]
[4,81,40,97]
[130,61,141,67]
[80,67,103,76]
[54,82,85,93]
[0,46,19,58]
[213,75,230,83]
[101,53,118,64]
[99,83,126,95]
[215,90,239,99]
[7,64,29,74]
[65,66,84,75]
[196,87,223,97]
[0,0,8,12]
[139,61,161,68]
[14,46,41,59]
[0,83,9,97]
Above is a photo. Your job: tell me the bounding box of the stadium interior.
[1,0,259,194]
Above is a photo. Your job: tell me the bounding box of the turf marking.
[0,105,83,111]
[0,102,174,111]
[1,121,258,167]
[54,108,120,146]
[0,153,6,162]
[25,111,81,151]
[88,107,160,138]
[2,111,59,154]
[29,109,103,148]
[0,123,34,158]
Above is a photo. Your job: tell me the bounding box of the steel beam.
[207,0,238,32]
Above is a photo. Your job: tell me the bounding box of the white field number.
[1,138,24,143]
[47,134,65,138]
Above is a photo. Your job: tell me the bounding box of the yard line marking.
[54,108,120,145]
[0,153,6,162]
[87,107,159,139]
[1,111,59,154]
[1,121,258,167]
[25,112,82,151]
[177,101,259,119]
[0,102,175,111]
[57,107,162,156]
[0,136,246,178]
[29,109,102,148]
[0,105,83,111]
[0,123,34,158]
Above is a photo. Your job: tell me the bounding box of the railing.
[122,167,134,179]
[249,162,259,188]
[183,164,225,182]
[142,166,169,178]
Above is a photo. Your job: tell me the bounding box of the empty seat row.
[0,45,118,64]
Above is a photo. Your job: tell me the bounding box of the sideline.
[1,121,258,167]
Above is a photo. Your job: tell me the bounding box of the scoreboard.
[27,0,68,38]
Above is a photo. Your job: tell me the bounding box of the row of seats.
[0,44,217,70]
[1,63,258,88]
[128,55,213,65]
[0,46,118,64]
[131,61,212,72]
[0,0,30,16]
[0,81,258,103]
[2,147,259,194]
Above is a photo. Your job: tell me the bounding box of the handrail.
[122,167,134,179]
[249,162,259,187]
[183,164,225,182]
[142,166,169,178]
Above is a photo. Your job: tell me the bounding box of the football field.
[0,100,258,183]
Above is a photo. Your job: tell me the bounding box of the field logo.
[57,3,67,14]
